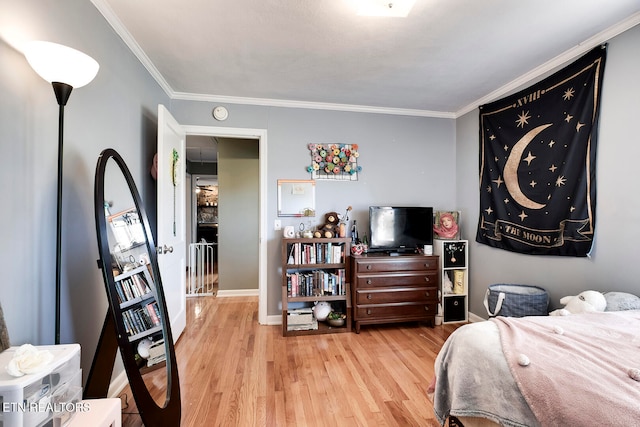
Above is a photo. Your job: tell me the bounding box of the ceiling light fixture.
[355,0,416,17]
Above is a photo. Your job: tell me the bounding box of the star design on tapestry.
[519,211,528,221]
[556,175,567,187]
[530,180,537,188]
[516,110,531,128]
[565,114,573,123]
[485,206,493,215]
[492,176,504,188]
[549,164,558,173]
[549,140,556,148]
[563,87,575,100]
[576,122,586,132]
[490,134,496,140]
[523,151,536,166]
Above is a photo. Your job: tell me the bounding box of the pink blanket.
[492,311,640,426]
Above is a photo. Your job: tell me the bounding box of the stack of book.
[286,308,318,331]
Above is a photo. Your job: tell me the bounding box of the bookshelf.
[433,240,469,323]
[281,237,352,336]
[113,264,166,366]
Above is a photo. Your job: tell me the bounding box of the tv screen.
[368,206,433,253]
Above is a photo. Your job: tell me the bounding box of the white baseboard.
[265,314,282,325]
[107,370,129,398]
[216,289,259,297]
[468,311,485,323]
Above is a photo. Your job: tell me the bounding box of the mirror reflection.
[277,179,316,217]
[103,158,169,407]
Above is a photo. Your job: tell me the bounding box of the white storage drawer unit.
[0,344,81,427]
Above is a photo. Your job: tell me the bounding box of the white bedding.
[432,311,640,426]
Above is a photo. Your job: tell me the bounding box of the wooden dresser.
[351,253,439,333]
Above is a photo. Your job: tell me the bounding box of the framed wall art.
[433,210,461,240]
[307,143,361,181]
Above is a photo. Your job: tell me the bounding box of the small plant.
[327,311,346,320]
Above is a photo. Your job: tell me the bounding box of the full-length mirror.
[89,148,180,426]
[277,179,316,217]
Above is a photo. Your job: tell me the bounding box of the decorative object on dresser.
[350,253,439,333]
[433,240,469,323]
[281,237,352,336]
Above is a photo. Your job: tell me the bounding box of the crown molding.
[91,0,174,96]
[171,91,456,118]
[455,12,640,118]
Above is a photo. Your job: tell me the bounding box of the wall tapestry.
[307,143,361,181]
[476,45,607,257]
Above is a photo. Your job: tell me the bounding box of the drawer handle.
[453,301,459,306]
[366,279,372,285]
[424,306,430,311]
[366,264,372,270]
[367,309,372,315]
[367,294,372,300]
[425,291,430,297]
[424,263,430,268]
[424,277,430,282]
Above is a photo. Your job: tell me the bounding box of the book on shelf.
[287,308,314,325]
[287,241,345,265]
[287,317,318,331]
[286,269,346,297]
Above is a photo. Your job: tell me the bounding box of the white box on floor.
[68,398,121,427]
[0,344,81,427]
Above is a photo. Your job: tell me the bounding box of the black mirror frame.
[87,148,181,426]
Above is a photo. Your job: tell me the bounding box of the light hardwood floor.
[119,296,461,426]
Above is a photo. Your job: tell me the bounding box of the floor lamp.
[24,41,99,344]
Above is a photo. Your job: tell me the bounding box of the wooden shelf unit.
[281,237,352,336]
[434,239,469,324]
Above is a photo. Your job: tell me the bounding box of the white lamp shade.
[24,41,99,88]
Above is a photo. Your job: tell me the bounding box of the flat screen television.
[368,206,433,254]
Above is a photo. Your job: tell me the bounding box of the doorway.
[191,174,219,296]
[183,125,268,325]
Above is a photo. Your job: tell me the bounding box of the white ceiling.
[92,0,640,161]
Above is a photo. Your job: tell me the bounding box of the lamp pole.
[53,82,73,345]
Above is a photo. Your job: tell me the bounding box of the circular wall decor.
[212,106,228,121]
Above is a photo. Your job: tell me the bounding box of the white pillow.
[604,292,640,311]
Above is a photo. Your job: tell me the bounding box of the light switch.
[274,219,282,230]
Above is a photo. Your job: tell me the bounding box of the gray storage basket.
[484,284,549,317]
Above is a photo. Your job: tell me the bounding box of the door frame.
[183,125,267,325]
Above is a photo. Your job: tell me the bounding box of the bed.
[429,292,640,427]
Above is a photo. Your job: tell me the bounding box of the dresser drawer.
[355,287,437,305]
[354,271,437,288]
[354,257,437,273]
[355,303,436,319]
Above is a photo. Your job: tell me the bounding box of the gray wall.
[169,102,457,315]
[217,138,259,291]
[456,24,640,318]
[0,0,169,384]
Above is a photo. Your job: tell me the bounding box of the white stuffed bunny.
[549,290,606,316]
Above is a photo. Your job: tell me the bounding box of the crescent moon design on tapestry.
[504,123,552,210]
